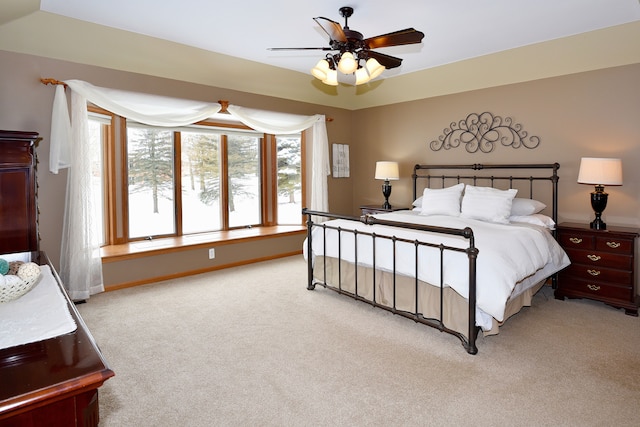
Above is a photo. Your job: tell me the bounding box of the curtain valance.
[50,80,329,181]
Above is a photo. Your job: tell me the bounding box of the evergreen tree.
[227,135,259,212]
[182,132,220,205]
[127,128,173,213]
[277,136,301,203]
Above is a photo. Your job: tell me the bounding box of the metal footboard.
[302,208,480,355]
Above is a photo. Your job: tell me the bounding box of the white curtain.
[59,90,103,300]
[49,80,330,297]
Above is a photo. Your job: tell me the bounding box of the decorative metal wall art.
[429,112,540,153]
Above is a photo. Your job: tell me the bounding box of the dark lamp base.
[381,180,392,210]
[589,186,608,231]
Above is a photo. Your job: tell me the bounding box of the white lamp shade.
[365,58,385,80]
[375,161,399,180]
[577,157,623,186]
[311,59,330,80]
[355,67,371,85]
[337,52,358,74]
[322,69,338,86]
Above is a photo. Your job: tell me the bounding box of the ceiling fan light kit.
[270,6,424,87]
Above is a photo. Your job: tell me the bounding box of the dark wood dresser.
[555,222,639,316]
[0,252,114,426]
[0,130,114,425]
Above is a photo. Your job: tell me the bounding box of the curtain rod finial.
[40,78,67,88]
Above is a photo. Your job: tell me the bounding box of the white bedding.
[305,210,569,324]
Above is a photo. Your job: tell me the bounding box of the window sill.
[101,225,306,263]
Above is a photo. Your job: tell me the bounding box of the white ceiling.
[39,0,640,83]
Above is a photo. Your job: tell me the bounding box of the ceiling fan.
[268,6,425,86]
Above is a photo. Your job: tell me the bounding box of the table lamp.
[375,161,399,209]
[577,157,623,230]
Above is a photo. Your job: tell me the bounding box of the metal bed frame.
[303,163,560,354]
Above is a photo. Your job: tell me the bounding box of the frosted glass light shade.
[365,58,385,79]
[323,69,338,86]
[355,67,371,85]
[311,59,330,80]
[375,161,399,180]
[577,157,623,186]
[337,52,358,74]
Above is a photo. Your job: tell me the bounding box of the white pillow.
[511,198,546,216]
[509,214,556,229]
[460,186,517,224]
[419,183,465,216]
[412,196,423,207]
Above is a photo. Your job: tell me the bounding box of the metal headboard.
[412,163,560,226]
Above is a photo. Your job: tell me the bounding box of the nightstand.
[555,222,639,316]
[360,204,409,215]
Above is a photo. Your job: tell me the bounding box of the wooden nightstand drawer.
[563,248,632,270]
[595,236,634,253]
[558,232,595,250]
[560,264,632,284]
[558,276,633,301]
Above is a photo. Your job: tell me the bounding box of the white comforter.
[305,210,569,322]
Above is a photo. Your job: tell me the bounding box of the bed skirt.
[313,256,545,338]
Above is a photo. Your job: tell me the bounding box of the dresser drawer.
[563,248,632,270]
[560,263,632,285]
[558,232,595,250]
[558,276,633,301]
[595,235,634,254]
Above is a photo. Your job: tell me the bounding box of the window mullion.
[266,135,276,226]
[220,135,229,230]
[174,131,183,236]
[119,117,130,243]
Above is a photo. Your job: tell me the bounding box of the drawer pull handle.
[606,241,620,249]
[587,284,601,292]
[569,237,582,244]
[587,269,601,276]
[587,254,601,262]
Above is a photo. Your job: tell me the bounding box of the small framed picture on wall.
[332,143,350,178]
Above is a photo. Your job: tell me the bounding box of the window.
[126,126,176,238]
[97,117,304,245]
[180,130,221,234]
[227,133,261,228]
[179,129,263,233]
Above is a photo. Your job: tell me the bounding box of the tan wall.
[350,64,640,229]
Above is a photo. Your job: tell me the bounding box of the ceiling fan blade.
[268,47,334,51]
[367,51,403,69]
[313,17,347,43]
[364,28,425,49]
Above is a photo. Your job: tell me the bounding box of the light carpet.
[78,256,640,426]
